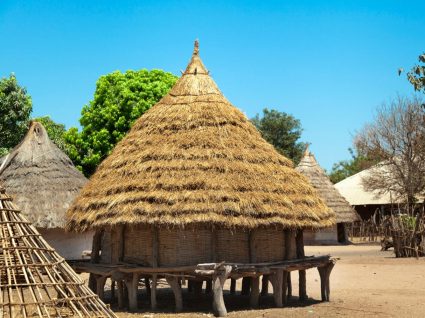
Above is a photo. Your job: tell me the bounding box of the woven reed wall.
[255,228,286,262]
[216,229,250,263]
[100,229,111,264]
[124,224,153,265]
[100,226,296,265]
[159,227,212,266]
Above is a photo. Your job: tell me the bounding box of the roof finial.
[304,143,311,156]
[193,39,199,55]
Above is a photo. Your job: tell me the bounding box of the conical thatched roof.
[0,185,116,317]
[66,41,334,232]
[0,121,87,228]
[296,146,359,223]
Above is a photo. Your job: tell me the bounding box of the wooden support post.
[206,279,213,294]
[250,276,260,308]
[143,277,150,298]
[194,281,203,297]
[230,278,236,295]
[151,274,158,310]
[125,273,139,311]
[241,277,251,295]
[261,275,269,296]
[166,276,183,312]
[317,263,335,301]
[287,272,292,300]
[117,280,124,309]
[270,269,283,307]
[118,225,126,262]
[95,275,107,301]
[212,265,232,317]
[89,230,103,292]
[111,280,116,302]
[296,229,307,301]
[281,270,289,305]
[188,280,194,293]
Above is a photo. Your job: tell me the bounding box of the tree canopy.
[65,69,178,176]
[355,96,425,208]
[0,74,32,156]
[251,108,305,163]
[406,53,425,94]
[328,148,375,184]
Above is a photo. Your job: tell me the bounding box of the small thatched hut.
[0,121,92,259]
[67,41,335,315]
[0,185,116,317]
[296,146,359,244]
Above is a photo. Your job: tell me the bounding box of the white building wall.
[304,225,338,245]
[38,228,94,260]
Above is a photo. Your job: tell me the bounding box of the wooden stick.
[166,276,183,312]
[212,265,232,317]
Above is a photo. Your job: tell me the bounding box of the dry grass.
[0,121,87,228]
[296,147,359,223]
[67,42,334,232]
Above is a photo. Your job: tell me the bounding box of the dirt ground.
[98,244,425,318]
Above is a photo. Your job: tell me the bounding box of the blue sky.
[1,0,424,170]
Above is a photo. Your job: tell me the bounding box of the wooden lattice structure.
[0,185,116,317]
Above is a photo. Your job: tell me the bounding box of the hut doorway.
[337,223,347,243]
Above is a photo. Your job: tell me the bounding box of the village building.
[0,184,116,317]
[66,41,336,316]
[296,147,360,243]
[335,164,400,220]
[0,121,92,259]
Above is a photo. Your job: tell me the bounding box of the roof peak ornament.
[193,39,199,55]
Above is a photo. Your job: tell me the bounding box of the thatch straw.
[0,185,116,317]
[296,146,360,223]
[66,41,334,232]
[0,121,87,228]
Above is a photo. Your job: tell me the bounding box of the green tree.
[406,53,425,93]
[251,108,305,163]
[328,148,375,184]
[0,74,32,156]
[32,116,68,154]
[65,69,178,176]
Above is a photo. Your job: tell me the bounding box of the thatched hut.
[296,146,359,244]
[0,121,92,259]
[0,185,116,317]
[66,41,336,315]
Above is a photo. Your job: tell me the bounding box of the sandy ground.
[96,244,425,318]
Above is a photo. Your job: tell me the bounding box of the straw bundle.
[0,121,87,228]
[67,41,334,232]
[296,146,359,223]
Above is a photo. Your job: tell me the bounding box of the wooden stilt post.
[261,275,269,296]
[194,281,203,297]
[117,280,124,309]
[230,279,236,295]
[270,269,283,307]
[206,279,213,294]
[296,229,307,301]
[166,276,183,312]
[318,263,335,301]
[287,273,292,300]
[241,277,251,295]
[89,230,103,292]
[281,270,288,305]
[151,226,159,309]
[212,265,232,317]
[151,275,158,310]
[250,276,260,308]
[95,275,107,301]
[111,280,116,302]
[126,273,139,311]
